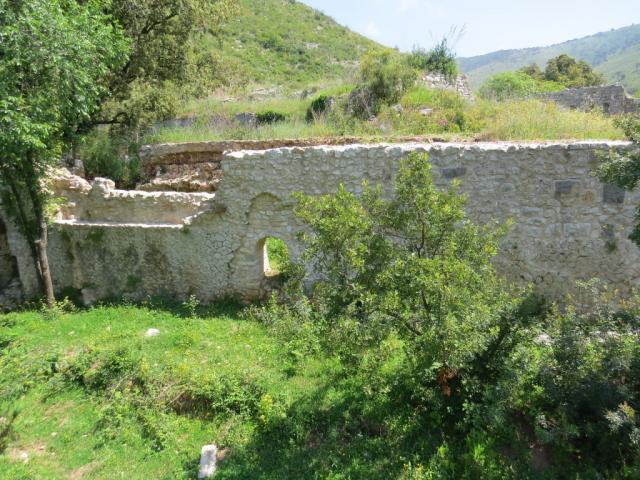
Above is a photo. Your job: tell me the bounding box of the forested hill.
[208,0,381,89]
[459,24,640,93]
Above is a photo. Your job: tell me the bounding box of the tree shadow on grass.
[214,380,440,480]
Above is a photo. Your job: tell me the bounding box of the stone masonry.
[1,141,638,306]
[540,85,640,115]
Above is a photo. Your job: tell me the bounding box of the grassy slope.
[0,305,422,479]
[0,306,320,479]
[459,24,640,93]
[209,0,379,90]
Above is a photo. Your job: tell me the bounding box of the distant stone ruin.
[421,73,474,100]
[540,85,640,115]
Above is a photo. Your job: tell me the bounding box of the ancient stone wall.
[2,141,639,306]
[540,85,640,115]
[0,217,22,310]
[421,73,474,101]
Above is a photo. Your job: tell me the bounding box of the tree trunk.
[35,216,55,309]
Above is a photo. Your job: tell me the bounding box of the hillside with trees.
[459,24,640,93]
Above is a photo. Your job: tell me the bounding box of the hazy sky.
[301,0,638,57]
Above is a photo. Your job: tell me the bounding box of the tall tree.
[0,0,129,306]
[92,0,237,131]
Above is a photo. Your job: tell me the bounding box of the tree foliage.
[293,153,531,400]
[95,0,237,130]
[597,115,640,243]
[0,0,129,304]
[408,38,459,78]
[542,54,605,88]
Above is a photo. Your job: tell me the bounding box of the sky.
[301,0,638,57]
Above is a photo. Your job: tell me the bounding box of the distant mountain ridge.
[459,24,640,93]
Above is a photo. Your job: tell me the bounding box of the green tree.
[479,71,562,101]
[294,153,527,399]
[596,115,640,243]
[544,54,605,88]
[90,0,237,131]
[0,0,129,306]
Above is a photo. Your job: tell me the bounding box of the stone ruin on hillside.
[1,140,639,310]
[540,85,640,115]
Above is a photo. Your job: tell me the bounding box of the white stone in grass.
[198,444,218,479]
[145,328,160,337]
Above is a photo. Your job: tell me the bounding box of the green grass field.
[0,304,337,479]
[0,303,424,479]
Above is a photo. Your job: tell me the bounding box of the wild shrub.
[306,94,333,122]
[507,282,640,476]
[350,50,417,118]
[79,130,140,187]
[408,38,458,78]
[291,152,540,410]
[256,110,287,125]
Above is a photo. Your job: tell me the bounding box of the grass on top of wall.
[145,89,624,145]
[477,99,625,141]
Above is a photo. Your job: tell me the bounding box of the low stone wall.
[2,141,639,306]
[540,85,640,115]
[421,73,474,101]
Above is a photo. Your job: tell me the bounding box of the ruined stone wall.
[2,141,639,306]
[540,85,640,115]
[421,73,474,101]
[0,216,22,310]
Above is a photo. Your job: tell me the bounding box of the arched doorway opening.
[260,236,290,278]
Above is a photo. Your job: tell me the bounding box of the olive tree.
[0,0,129,306]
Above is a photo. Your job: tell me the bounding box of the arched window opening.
[262,237,290,277]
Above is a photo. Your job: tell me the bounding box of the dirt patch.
[67,461,98,480]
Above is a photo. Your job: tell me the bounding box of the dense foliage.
[480,54,605,101]
[348,50,417,118]
[523,54,606,88]
[247,153,640,478]
[0,0,129,304]
[408,38,459,78]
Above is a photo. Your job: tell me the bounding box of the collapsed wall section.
[2,141,638,306]
[540,85,640,115]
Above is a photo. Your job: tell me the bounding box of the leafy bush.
[351,50,417,118]
[306,94,333,122]
[79,130,140,187]
[256,110,287,125]
[507,282,640,477]
[291,152,540,405]
[408,38,458,78]
[479,71,562,101]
